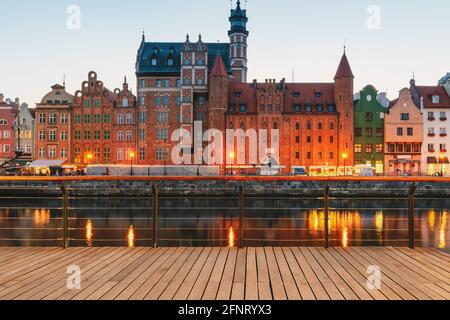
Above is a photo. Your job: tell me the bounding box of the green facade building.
[354,85,388,174]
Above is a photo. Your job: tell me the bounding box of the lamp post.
[439,153,445,177]
[342,152,349,176]
[129,150,135,176]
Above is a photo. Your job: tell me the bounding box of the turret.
[208,54,228,132]
[229,0,249,83]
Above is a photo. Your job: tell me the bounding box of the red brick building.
[135,0,354,174]
[0,94,19,164]
[71,72,137,166]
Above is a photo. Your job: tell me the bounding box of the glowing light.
[86,220,93,247]
[428,209,436,230]
[129,151,136,159]
[438,211,447,249]
[342,227,349,248]
[228,226,235,248]
[375,211,384,233]
[33,209,50,226]
[127,225,135,248]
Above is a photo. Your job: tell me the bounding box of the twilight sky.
[1,0,449,106]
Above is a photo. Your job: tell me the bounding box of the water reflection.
[228,226,235,248]
[85,220,94,247]
[127,225,135,248]
[33,209,50,227]
[439,211,447,249]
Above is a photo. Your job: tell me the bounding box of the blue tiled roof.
[136,42,231,76]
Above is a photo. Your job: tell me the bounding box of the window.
[305,104,312,112]
[39,131,46,140]
[117,131,123,141]
[198,96,205,107]
[197,79,204,86]
[0,119,8,125]
[376,144,383,153]
[432,95,440,104]
[155,96,161,106]
[38,148,45,158]
[405,144,412,153]
[330,136,334,143]
[163,96,169,106]
[428,112,435,120]
[139,147,146,161]
[293,92,300,98]
[139,112,146,124]
[156,112,169,123]
[49,114,57,124]
[60,114,68,124]
[104,147,111,163]
[397,128,403,136]
[228,104,235,112]
[295,136,300,144]
[94,130,100,140]
[376,128,383,137]
[117,148,123,161]
[328,105,336,113]
[397,144,404,153]
[307,136,311,143]
[139,79,146,88]
[139,129,146,140]
[330,152,334,160]
[156,147,168,161]
[294,104,301,113]
[74,130,81,140]
[365,128,373,137]
[407,128,413,136]
[140,96,145,106]
[60,131,69,141]
[151,59,157,66]
[428,128,435,136]
[366,112,373,121]
[413,144,421,153]
[355,144,362,153]
[307,152,311,160]
[103,114,111,123]
[440,128,447,136]
[366,144,373,153]
[94,99,100,108]
[126,114,132,124]
[84,114,91,123]
[39,114,46,123]
[400,113,409,121]
[318,122,323,130]
[48,130,56,141]
[388,144,395,153]
[168,58,174,66]
[84,100,90,108]
[60,148,68,158]
[84,130,91,140]
[117,115,124,125]
[74,114,81,123]
[428,144,435,152]
[48,146,56,159]
[126,131,132,141]
[156,128,169,140]
[184,59,190,65]
[103,130,111,140]
[307,121,312,130]
[164,80,170,88]
[239,104,247,113]
[176,79,181,87]
[183,96,190,103]
[316,105,324,113]
[440,112,447,120]
[318,136,322,143]
[440,144,447,152]
[122,98,129,107]
[295,152,300,160]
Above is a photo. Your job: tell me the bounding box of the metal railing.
[0,182,447,249]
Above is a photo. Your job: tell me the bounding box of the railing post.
[152,184,159,248]
[324,185,330,248]
[239,186,244,248]
[408,182,416,249]
[61,185,68,249]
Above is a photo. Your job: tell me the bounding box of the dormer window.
[235,92,241,97]
[432,95,440,104]
[151,58,157,66]
[314,91,322,98]
[122,98,129,107]
[167,58,174,66]
[293,92,300,98]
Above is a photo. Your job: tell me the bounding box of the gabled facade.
[354,85,388,174]
[14,103,35,157]
[411,76,450,175]
[385,86,423,175]
[0,94,19,163]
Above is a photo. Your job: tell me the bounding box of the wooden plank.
[415,248,450,268]
[244,248,258,301]
[281,247,315,300]
[273,247,301,300]
[298,247,344,300]
[264,247,287,300]
[97,248,168,300]
[188,247,221,300]
[173,247,213,300]
[230,248,247,300]
[202,247,229,300]
[215,248,237,300]
[290,247,329,300]
[256,247,272,300]
[331,248,397,300]
[314,248,370,300]
[159,247,204,300]
[395,248,450,277]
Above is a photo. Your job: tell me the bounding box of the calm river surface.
[0,197,448,249]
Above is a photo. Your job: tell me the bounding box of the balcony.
[428,117,435,121]
[440,133,448,137]
[440,117,447,121]
[428,133,435,137]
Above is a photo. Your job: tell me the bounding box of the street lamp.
[86,153,93,165]
[129,150,136,176]
[229,152,235,176]
[439,153,445,177]
[342,152,349,176]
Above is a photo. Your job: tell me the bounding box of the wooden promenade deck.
[0,247,449,300]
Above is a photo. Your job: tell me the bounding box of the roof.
[29,160,66,168]
[136,42,231,76]
[210,54,227,76]
[40,84,74,105]
[334,53,354,79]
[415,85,450,108]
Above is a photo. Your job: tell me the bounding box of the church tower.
[229,0,249,83]
[334,49,355,168]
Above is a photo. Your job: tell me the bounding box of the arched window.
[330,122,335,130]
[240,122,245,130]
[307,121,312,130]
[263,122,268,129]
[229,122,234,129]
[0,119,7,125]
[318,122,323,130]
[273,121,279,130]
[122,98,129,107]
[296,122,300,130]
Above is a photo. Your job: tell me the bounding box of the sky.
[1,0,450,106]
